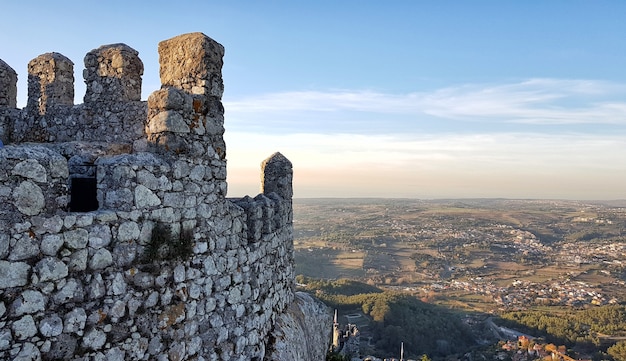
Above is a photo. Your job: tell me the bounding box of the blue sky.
[1,1,625,199]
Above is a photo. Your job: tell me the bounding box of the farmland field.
[293,198,626,312]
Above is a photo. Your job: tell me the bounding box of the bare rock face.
[266,292,332,361]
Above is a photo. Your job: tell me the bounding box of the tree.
[608,341,626,361]
[326,352,349,361]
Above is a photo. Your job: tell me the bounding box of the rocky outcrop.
[266,292,332,361]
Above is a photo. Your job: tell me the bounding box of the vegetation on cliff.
[298,276,475,358]
[497,305,626,350]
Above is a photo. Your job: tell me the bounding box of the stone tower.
[332,309,341,350]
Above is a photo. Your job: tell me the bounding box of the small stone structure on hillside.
[0,32,330,361]
[331,310,360,359]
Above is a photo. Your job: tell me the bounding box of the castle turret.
[332,309,341,350]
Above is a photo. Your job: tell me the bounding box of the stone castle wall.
[0,33,328,361]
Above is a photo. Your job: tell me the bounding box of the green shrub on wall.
[142,222,194,262]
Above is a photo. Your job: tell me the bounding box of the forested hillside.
[498,305,626,349]
[298,277,476,358]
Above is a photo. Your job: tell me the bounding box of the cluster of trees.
[300,277,475,359]
[498,305,626,350]
[295,276,381,296]
[410,252,441,267]
[608,341,626,361]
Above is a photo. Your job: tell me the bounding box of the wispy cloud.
[224,78,626,132]
[224,79,626,198]
[421,79,626,124]
[227,131,626,169]
[226,131,626,198]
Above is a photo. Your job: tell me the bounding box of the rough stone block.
[158,32,224,92]
[148,87,188,111]
[148,111,190,134]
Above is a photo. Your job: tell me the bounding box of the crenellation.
[147,33,226,163]
[0,32,327,361]
[3,44,147,145]
[0,59,18,108]
[26,52,74,115]
[261,151,294,201]
[83,43,143,104]
[157,32,224,96]
[0,60,18,145]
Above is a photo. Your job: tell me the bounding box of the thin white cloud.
[226,131,626,199]
[226,90,411,113]
[227,131,626,168]
[224,78,626,126]
[421,79,626,124]
[224,79,626,198]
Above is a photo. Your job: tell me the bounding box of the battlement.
[0,32,225,155]
[0,33,309,361]
[0,32,235,211]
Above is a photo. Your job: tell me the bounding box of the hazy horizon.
[2,1,625,200]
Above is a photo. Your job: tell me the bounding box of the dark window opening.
[69,163,98,212]
[70,177,99,212]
